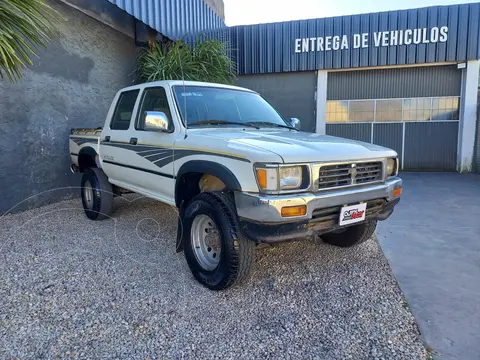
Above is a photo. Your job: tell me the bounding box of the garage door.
[326,65,462,171]
[237,72,317,132]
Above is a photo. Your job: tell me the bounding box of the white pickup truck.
[69,80,402,290]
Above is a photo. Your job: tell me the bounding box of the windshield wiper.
[188,120,260,129]
[248,121,298,130]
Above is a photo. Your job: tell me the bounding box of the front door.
[127,86,177,204]
[99,87,177,205]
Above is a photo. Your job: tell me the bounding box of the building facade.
[231,3,480,173]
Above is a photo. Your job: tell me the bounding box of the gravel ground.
[0,195,426,359]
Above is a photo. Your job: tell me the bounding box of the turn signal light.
[281,205,307,217]
[256,167,278,191]
[256,169,267,189]
[393,187,402,198]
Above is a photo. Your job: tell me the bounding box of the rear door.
[99,89,141,187]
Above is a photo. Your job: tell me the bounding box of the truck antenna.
[177,39,188,139]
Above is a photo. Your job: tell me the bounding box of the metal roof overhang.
[107,0,226,40]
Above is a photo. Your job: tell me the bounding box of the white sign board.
[339,203,367,226]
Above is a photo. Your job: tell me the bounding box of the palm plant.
[137,36,237,84]
[0,0,59,82]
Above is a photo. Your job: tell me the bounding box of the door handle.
[130,137,138,145]
[104,136,110,142]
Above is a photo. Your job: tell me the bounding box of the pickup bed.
[69,80,402,290]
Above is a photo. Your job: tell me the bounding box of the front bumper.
[234,177,402,243]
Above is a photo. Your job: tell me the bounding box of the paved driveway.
[377,173,480,360]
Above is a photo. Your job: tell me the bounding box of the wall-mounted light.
[457,62,467,69]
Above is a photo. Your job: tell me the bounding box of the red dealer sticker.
[339,203,367,226]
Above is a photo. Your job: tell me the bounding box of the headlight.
[279,166,302,189]
[255,165,307,192]
[387,158,398,176]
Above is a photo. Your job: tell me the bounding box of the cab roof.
[120,80,255,93]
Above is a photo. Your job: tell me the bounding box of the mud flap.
[175,201,185,253]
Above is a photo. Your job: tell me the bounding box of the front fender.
[175,160,242,201]
[174,160,243,252]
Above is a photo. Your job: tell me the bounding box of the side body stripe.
[102,160,175,179]
[70,137,99,146]
[99,141,251,171]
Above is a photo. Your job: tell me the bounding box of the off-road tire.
[81,168,113,220]
[322,220,377,248]
[183,192,255,290]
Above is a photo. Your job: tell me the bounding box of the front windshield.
[173,86,290,127]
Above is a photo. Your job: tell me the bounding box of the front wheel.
[183,192,255,290]
[321,220,377,248]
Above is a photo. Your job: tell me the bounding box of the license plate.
[339,203,367,226]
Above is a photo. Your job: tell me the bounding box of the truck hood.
[193,129,397,163]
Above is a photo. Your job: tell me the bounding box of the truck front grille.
[317,161,383,190]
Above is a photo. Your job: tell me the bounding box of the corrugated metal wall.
[230,3,480,75]
[326,65,461,171]
[373,123,404,162]
[107,0,225,40]
[475,103,480,173]
[184,28,233,57]
[237,72,317,132]
[404,122,458,170]
[327,65,462,100]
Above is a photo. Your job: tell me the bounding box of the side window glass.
[110,90,139,130]
[136,87,173,131]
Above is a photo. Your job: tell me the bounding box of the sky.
[223,0,480,26]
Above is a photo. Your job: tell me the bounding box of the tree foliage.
[0,0,59,82]
[136,36,237,84]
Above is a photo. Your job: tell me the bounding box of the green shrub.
[136,36,237,84]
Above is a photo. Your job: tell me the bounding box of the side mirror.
[144,111,171,132]
[290,118,301,130]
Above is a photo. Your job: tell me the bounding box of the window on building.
[431,97,460,120]
[110,90,140,130]
[376,99,402,122]
[326,101,348,122]
[403,98,431,121]
[348,100,375,122]
[325,97,460,123]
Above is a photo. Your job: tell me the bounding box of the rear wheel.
[81,168,113,220]
[322,221,377,248]
[183,192,255,290]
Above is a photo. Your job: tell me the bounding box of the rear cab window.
[110,90,140,130]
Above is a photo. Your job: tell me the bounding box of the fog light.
[281,205,307,217]
[392,187,402,198]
